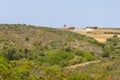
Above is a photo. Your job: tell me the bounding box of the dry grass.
[77,28,120,43]
[85,34,116,43]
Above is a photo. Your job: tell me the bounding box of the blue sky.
[0,0,120,28]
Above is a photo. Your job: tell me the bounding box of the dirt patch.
[65,60,101,69]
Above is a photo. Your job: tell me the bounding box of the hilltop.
[0,24,103,54]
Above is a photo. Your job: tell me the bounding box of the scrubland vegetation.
[0,24,120,80]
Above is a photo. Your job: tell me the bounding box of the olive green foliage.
[103,34,120,58]
[0,24,120,80]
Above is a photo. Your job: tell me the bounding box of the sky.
[0,0,120,28]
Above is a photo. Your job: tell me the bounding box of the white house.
[86,28,94,32]
[74,28,83,32]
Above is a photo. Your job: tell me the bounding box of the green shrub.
[60,61,68,67]
[102,52,110,58]
[69,73,93,80]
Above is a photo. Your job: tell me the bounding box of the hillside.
[0,24,104,64]
[0,24,120,80]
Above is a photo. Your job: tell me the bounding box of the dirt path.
[65,60,100,69]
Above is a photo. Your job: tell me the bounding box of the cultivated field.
[78,28,120,43]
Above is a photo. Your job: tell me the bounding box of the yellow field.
[77,28,120,43]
